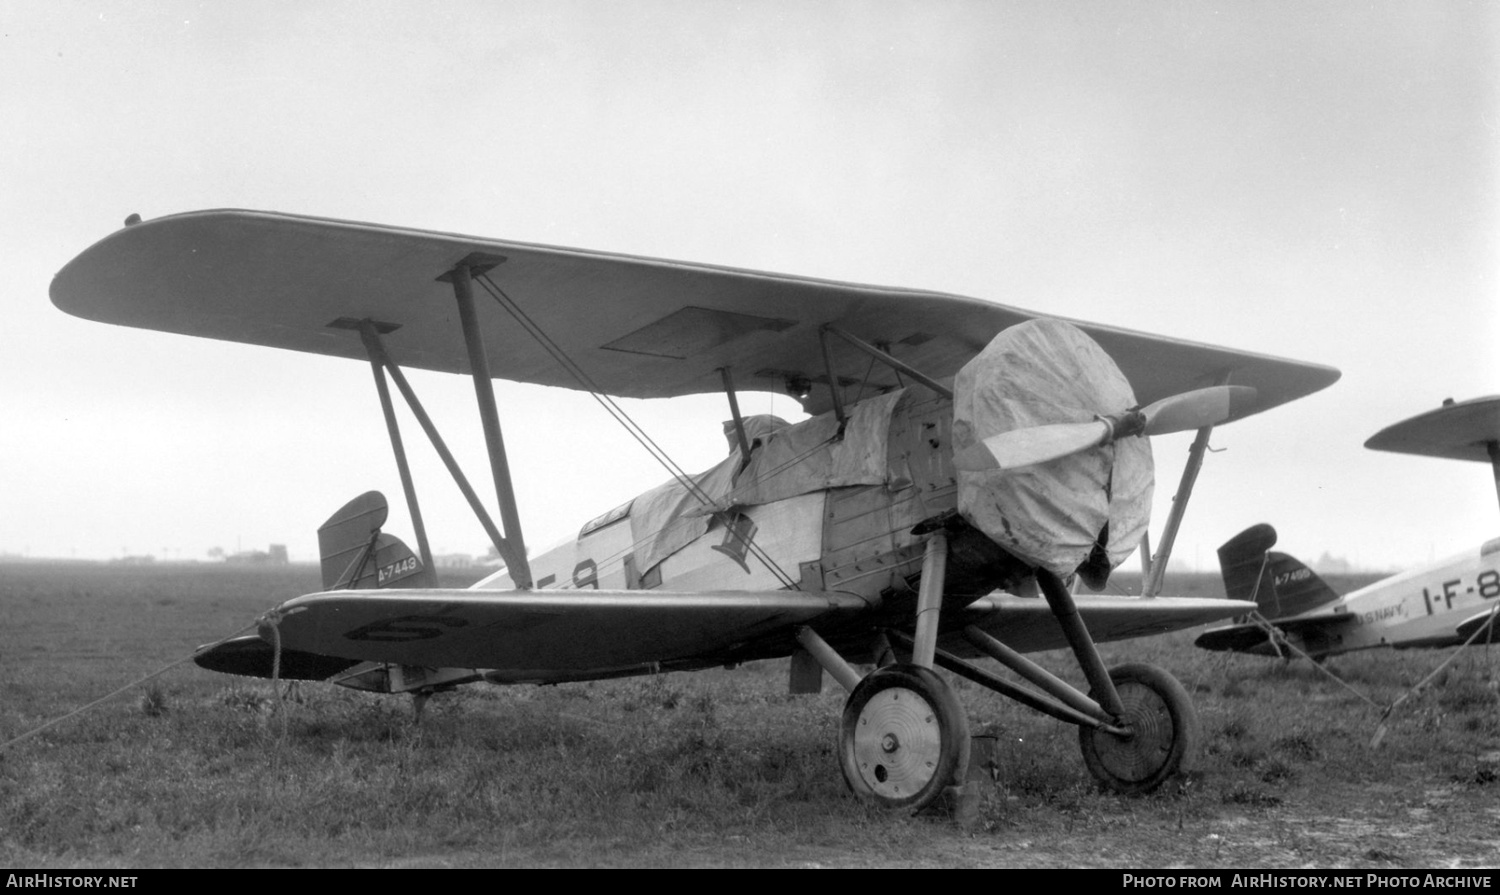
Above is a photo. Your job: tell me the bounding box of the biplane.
[1197,396,1500,661]
[51,209,1339,811]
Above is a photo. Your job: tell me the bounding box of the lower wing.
[195,587,871,684]
[958,593,1256,654]
[195,588,1254,685]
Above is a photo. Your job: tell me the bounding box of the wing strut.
[817,328,849,428]
[358,323,435,576]
[443,260,532,588]
[1142,370,1232,596]
[719,367,753,470]
[822,325,954,400]
[1488,440,1500,515]
[1143,422,1214,596]
[346,318,531,587]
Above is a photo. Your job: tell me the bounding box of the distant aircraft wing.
[52,209,1339,416]
[1364,395,1500,464]
[955,593,1256,654]
[197,587,871,684]
[1194,609,1355,653]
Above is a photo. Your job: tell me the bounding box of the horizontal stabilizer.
[355,533,434,589]
[1193,622,1274,654]
[193,634,360,680]
[1194,610,1354,656]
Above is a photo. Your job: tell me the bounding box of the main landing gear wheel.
[839,664,970,812]
[1079,663,1199,795]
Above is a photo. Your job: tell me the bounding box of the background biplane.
[1197,396,1500,661]
[51,209,1339,812]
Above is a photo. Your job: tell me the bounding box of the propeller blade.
[1140,386,1258,436]
[953,420,1110,471]
[954,386,1260,473]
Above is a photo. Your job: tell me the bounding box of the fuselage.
[474,385,990,610]
[1266,539,1500,656]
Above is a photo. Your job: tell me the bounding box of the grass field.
[1,561,1497,868]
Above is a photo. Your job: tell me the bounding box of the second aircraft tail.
[1217,523,1341,620]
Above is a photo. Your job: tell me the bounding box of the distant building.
[1312,552,1352,575]
[225,544,290,565]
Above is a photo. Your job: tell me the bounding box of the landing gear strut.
[814,529,1202,812]
[833,532,972,813]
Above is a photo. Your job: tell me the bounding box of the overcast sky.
[2,1,1496,577]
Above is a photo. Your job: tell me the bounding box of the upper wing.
[210,587,870,683]
[1364,395,1500,464]
[52,209,1339,416]
[956,593,1255,654]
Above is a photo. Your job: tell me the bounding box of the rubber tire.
[839,664,970,812]
[1078,662,1199,795]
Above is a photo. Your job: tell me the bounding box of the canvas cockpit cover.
[628,392,907,574]
[627,415,787,574]
[721,389,907,510]
[953,319,1153,580]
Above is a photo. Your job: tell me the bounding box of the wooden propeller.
[954,385,1258,472]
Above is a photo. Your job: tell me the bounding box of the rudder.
[317,490,436,589]
[1217,524,1340,620]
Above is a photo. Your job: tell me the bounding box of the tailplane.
[317,490,436,589]
[1217,523,1340,620]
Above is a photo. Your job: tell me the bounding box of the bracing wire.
[1243,611,1378,709]
[475,273,799,589]
[551,431,841,590]
[1370,600,1500,748]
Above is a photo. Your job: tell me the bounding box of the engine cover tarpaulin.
[952,318,1153,581]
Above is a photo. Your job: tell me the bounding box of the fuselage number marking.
[378,556,420,584]
[1421,570,1500,615]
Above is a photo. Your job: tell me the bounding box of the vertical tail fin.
[1217,523,1340,620]
[317,491,436,590]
